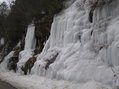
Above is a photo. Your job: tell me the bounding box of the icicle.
[24,24,36,50]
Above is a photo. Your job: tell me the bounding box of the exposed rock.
[12,46,20,51]
[88,0,112,23]
[35,15,51,52]
[45,53,59,70]
[34,48,41,55]
[20,35,25,50]
[89,10,93,23]
[21,55,36,75]
[0,44,9,63]
[88,0,98,23]
[7,46,21,72]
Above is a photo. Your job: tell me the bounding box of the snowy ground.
[0,71,112,89]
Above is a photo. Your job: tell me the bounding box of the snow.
[0,71,112,89]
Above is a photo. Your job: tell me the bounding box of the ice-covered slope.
[32,0,119,88]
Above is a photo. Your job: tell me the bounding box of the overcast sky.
[0,0,13,4]
[1,0,14,2]
[0,0,7,3]
[0,0,7,5]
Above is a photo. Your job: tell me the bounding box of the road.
[0,80,17,89]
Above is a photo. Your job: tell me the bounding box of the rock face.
[7,46,21,72]
[35,15,51,52]
[0,44,10,63]
[44,52,58,70]
[21,56,36,75]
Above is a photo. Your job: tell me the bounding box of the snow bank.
[0,72,112,89]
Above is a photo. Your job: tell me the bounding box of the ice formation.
[17,24,36,73]
[1,0,119,89]
[0,51,15,72]
[24,24,36,50]
[31,0,119,88]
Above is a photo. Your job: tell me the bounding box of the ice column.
[24,24,36,50]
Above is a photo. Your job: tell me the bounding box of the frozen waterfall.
[32,0,119,87]
[17,24,36,73]
[24,24,36,50]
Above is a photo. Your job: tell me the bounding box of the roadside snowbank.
[0,71,112,89]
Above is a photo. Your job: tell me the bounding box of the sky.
[0,0,14,2]
[0,0,12,5]
[0,0,7,3]
[0,0,8,5]
[0,0,16,7]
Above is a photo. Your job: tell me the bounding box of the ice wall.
[24,24,36,50]
[92,0,119,66]
[32,0,119,87]
[0,51,14,72]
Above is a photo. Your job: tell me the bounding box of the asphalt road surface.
[0,80,17,89]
